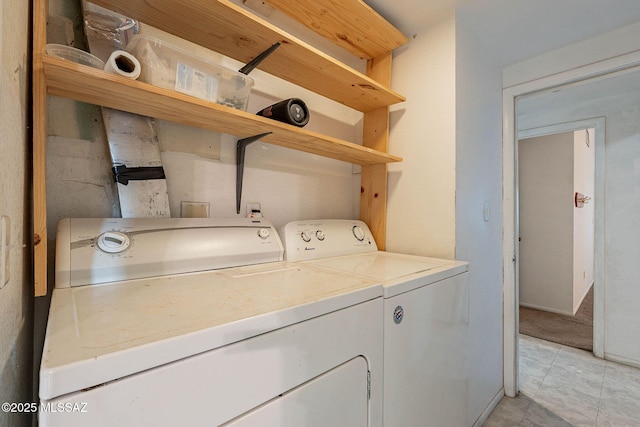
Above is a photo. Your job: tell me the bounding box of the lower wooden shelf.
[42,54,402,165]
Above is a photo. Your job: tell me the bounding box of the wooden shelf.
[88,0,405,113]
[43,55,401,165]
[263,0,408,59]
[33,0,406,296]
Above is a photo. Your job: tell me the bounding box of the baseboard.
[605,352,640,369]
[472,388,504,427]
[519,302,573,316]
[572,282,594,315]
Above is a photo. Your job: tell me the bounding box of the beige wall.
[387,13,457,259]
[0,0,34,425]
[518,132,575,314]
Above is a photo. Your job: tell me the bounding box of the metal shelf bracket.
[236,132,272,214]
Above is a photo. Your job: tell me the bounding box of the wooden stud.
[361,51,393,250]
[33,0,48,296]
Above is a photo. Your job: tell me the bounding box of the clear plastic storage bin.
[45,44,105,69]
[126,35,254,111]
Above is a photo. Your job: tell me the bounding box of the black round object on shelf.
[256,98,309,127]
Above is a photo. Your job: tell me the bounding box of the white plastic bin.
[126,35,254,111]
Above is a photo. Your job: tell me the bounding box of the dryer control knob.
[352,226,365,241]
[315,230,325,241]
[258,228,270,239]
[96,231,131,254]
[300,230,312,242]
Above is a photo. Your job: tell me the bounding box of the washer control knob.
[315,230,325,241]
[96,231,131,254]
[300,230,312,242]
[258,228,271,239]
[352,226,366,241]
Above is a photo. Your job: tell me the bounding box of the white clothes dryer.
[40,218,383,427]
[281,219,470,427]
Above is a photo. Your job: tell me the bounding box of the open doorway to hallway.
[503,51,640,399]
[517,128,595,352]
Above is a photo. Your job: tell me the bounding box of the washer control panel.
[279,219,378,261]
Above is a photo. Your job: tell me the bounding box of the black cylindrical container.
[256,98,309,127]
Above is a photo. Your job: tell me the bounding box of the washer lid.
[308,252,448,279]
[307,252,469,297]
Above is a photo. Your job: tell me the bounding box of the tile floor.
[484,334,640,426]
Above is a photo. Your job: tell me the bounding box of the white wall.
[0,0,34,425]
[455,13,504,425]
[518,133,575,314]
[573,128,595,312]
[388,11,504,425]
[503,21,640,88]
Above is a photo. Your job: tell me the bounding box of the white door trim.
[502,49,640,398]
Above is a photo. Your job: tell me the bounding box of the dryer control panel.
[279,219,378,261]
[56,217,283,288]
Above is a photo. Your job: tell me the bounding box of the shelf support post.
[33,0,49,296]
[361,52,393,250]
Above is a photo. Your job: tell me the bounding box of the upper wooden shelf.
[42,55,402,165]
[263,0,409,59]
[88,0,406,113]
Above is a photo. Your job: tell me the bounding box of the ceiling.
[366,0,640,66]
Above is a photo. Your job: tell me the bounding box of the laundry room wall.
[509,23,640,367]
[503,21,640,89]
[454,13,504,426]
[387,10,504,426]
[44,0,364,237]
[0,0,34,426]
[387,14,457,260]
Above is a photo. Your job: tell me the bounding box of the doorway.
[517,124,597,352]
[501,52,640,397]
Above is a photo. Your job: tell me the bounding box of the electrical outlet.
[181,202,210,218]
[0,216,10,289]
[246,202,262,218]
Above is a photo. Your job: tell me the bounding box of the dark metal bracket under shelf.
[236,132,272,214]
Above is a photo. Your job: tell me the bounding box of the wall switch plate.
[483,200,490,222]
[181,202,210,218]
[0,216,10,288]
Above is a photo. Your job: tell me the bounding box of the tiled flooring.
[484,334,640,426]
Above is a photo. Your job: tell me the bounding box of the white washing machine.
[280,219,470,427]
[40,217,384,427]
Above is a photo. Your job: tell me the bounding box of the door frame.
[502,50,640,397]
